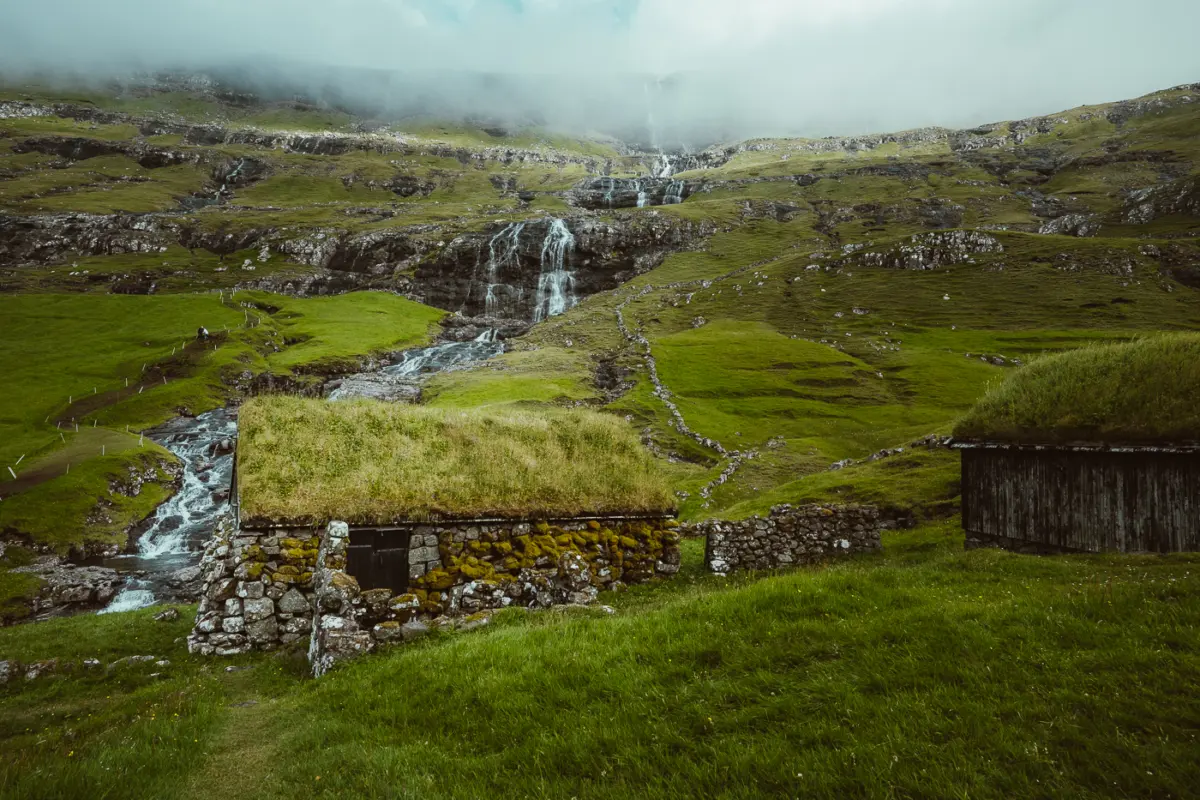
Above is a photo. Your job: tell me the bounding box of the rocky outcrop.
[281,229,423,274]
[343,173,435,197]
[10,557,123,617]
[1038,213,1101,237]
[1123,177,1200,225]
[0,212,174,264]
[1105,89,1198,127]
[438,315,530,342]
[10,135,209,171]
[844,230,1004,271]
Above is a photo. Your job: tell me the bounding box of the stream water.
[99,408,237,613]
[385,330,504,377]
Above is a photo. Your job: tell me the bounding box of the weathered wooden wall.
[962,447,1200,553]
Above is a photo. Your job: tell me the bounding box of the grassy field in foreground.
[1,524,1198,799]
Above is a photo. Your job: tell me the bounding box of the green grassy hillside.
[4,77,1200,535]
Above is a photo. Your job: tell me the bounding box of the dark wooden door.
[346,528,411,592]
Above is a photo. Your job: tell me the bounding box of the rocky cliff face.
[416,214,714,318]
[569,177,696,209]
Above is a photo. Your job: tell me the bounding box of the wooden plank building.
[958,443,1200,554]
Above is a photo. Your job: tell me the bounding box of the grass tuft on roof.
[236,396,675,524]
[953,334,1200,445]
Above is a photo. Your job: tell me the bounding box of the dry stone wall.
[693,504,883,575]
[187,519,319,656]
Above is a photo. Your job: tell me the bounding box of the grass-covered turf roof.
[236,397,675,524]
[954,334,1200,445]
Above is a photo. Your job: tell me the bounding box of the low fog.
[3,0,1199,147]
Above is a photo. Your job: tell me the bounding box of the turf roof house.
[188,398,681,669]
[953,336,1200,555]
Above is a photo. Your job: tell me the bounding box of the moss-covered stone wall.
[191,515,681,668]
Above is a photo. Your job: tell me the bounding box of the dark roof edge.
[951,439,1200,454]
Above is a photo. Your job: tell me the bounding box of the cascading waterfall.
[663,180,686,205]
[483,222,526,316]
[533,219,577,323]
[137,409,237,560]
[635,178,649,208]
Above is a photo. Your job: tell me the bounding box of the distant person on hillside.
[197,326,210,341]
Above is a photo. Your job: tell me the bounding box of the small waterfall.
[663,180,686,205]
[635,179,648,208]
[533,219,577,323]
[482,222,526,316]
[98,579,156,615]
[601,177,619,208]
[382,329,504,379]
[219,158,247,197]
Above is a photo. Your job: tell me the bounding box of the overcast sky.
[3,0,1199,143]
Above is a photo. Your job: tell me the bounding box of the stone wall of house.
[692,504,883,575]
[190,516,682,669]
[186,519,319,656]
[308,516,682,675]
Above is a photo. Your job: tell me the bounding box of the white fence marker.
[15,455,24,466]
[6,467,15,479]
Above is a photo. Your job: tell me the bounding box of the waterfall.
[601,177,619,207]
[663,180,686,205]
[655,154,675,178]
[533,219,577,323]
[220,158,247,197]
[635,179,648,208]
[482,222,526,316]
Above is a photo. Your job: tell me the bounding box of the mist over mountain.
[3,0,1200,146]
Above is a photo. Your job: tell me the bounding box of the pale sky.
[3,0,1199,143]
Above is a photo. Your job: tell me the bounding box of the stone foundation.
[693,504,883,575]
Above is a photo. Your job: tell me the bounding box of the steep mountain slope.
[1,76,1199,558]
